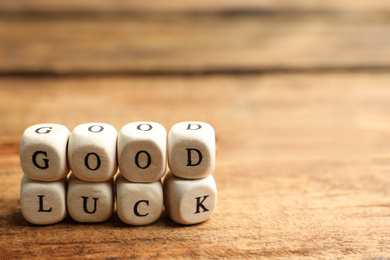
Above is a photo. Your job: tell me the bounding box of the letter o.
[135,151,151,169]
[137,124,153,131]
[88,125,104,133]
[84,153,101,171]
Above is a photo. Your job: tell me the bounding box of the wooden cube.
[163,172,217,225]
[67,174,114,223]
[118,122,167,183]
[20,123,70,181]
[116,173,163,225]
[20,175,67,225]
[68,123,117,182]
[168,121,215,179]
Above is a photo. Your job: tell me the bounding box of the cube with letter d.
[168,121,215,179]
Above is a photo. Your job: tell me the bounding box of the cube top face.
[20,124,70,181]
[68,123,118,182]
[118,122,167,183]
[20,175,67,225]
[164,172,217,225]
[67,174,114,223]
[116,174,163,225]
[168,121,215,179]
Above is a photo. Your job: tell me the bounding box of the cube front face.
[163,172,217,225]
[168,122,215,179]
[116,174,163,225]
[20,175,67,225]
[179,185,217,224]
[68,123,118,182]
[118,122,167,183]
[67,174,114,223]
[20,124,70,181]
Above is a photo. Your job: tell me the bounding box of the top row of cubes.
[20,122,215,183]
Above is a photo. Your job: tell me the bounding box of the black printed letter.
[137,124,153,131]
[84,153,101,171]
[186,124,201,130]
[32,151,49,169]
[186,148,203,166]
[195,195,209,214]
[37,195,52,212]
[134,200,149,217]
[135,151,151,169]
[88,125,104,133]
[82,196,99,214]
[35,127,53,134]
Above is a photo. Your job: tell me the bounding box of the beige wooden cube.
[168,121,215,179]
[118,122,167,183]
[163,172,217,225]
[67,174,114,223]
[20,174,67,225]
[116,173,163,225]
[20,123,70,181]
[68,123,117,182]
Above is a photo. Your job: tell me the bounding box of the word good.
[19,122,217,225]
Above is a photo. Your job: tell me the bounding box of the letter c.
[134,200,149,217]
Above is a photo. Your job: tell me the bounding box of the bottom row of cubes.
[20,173,217,226]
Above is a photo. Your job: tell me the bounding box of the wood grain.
[1,73,390,258]
[1,0,389,257]
[1,14,390,74]
[1,0,390,13]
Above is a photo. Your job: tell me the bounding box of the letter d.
[186,148,203,166]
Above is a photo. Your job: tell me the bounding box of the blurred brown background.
[1,1,390,258]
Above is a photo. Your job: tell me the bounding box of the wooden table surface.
[1,1,390,259]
